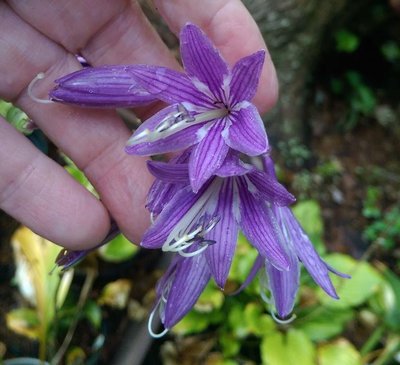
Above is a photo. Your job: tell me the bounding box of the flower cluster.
[51,23,348,337]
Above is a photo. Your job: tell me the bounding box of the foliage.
[331,71,377,131]
[362,186,400,250]
[0,100,33,135]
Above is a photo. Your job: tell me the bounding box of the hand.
[0,0,278,250]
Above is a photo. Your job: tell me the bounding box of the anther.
[28,73,54,104]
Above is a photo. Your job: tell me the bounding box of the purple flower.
[144,151,295,290]
[50,65,157,108]
[125,24,268,192]
[145,152,347,334]
[148,247,211,337]
[239,156,350,321]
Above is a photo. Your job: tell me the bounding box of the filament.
[27,72,54,104]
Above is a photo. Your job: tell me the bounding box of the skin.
[0,0,278,250]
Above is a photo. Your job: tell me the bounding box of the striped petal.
[237,179,290,270]
[180,23,229,101]
[128,65,214,107]
[247,169,296,206]
[205,179,238,288]
[125,104,202,155]
[224,103,268,156]
[50,65,157,107]
[164,253,211,328]
[229,50,265,104]
[189,121,229,193]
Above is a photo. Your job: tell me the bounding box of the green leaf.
[83,300,102,329]
[98,234,138,263]
[375,263,400,330]
[194,281,225,312]
[261,329,316,365]
[220,333,241,357]
[6,308,40,340]
[335,30,360,53]
[292,200,325,253]
[296,307,354,341]
[318,254,383,308]
[243,302,275,336]
[173,309,223,335]
[318,339,361,365]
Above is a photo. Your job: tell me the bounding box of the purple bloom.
[239,156,350,321]
[50,65,157,108]
[125,24,268,192]
[144,151,295,290]
[148,247,211,337]
[145,151,347,334]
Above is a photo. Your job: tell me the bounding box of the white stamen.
[127,105,228,146]
[271,311,296,324]
[179,244,208,257]
[148,305,169,338]
[28,73,54,104]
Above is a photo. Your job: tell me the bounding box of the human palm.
[0,0,278,249]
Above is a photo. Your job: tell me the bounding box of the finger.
[154,0,279,113]
[7,0,179,68]
[0,117,109,249]
[1,1,174,244]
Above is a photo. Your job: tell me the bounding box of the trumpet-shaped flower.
[144,151,295,290]
[239,156,350,321]
[50,65,157,107]
[125,24,269,192]
[145,152,347,333]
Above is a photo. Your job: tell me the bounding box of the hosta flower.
[125,24,269,192]
[145,152,347,334]
[144,151,295,289]
[148,246,211,337]
[49,65,157,108]
[241,156,350,320]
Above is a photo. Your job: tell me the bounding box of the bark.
[243,0,363,143]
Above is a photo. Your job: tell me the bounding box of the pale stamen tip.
[271,311,296,324]
[148,306,169,338]
[28,72,54,105]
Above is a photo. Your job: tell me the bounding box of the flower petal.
[128,65,214,107]
[247,170,296,206]
[50,66,157,107]
[141,186,197,248]
[189,121,229,192]
[215,151,252,177]
[125,104,202,155]
[281,207,340,298]
[205,179,238,288]
[237,178,290,270]
[230,254,264,295]
[229,50,265,104]
[266,251,300,319]
[223,103,268,156]
[180,23,229,101]
[147,160,189,184]
[146,179,182,216]
[164,253,211,328]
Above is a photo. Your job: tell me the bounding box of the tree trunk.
[243,0,363,143]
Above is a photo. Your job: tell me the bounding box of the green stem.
[372,335,400,365]
[50,268,97,365]
[360,324,385,356]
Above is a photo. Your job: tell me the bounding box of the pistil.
[127,104,228,146]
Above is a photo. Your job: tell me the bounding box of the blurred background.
[0,0,400,364]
